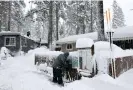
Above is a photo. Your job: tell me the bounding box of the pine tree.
[0,1,26,32]
[0,1,9,31]
[112,0,125,29]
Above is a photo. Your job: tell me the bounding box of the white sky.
[104,0,133,26]
[117,0,133,26]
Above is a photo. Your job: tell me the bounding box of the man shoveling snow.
[52,52,69,86]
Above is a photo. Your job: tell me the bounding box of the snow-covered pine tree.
[0,1,10,31]
[112,0,125,29]
[0,1,25,32]
[11,1,26,32]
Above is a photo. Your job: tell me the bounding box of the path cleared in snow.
[0,54,133,90]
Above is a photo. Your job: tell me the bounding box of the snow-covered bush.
[0,47,11,60]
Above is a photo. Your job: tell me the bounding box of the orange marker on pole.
[108,8,111,22]
[106,10,109,24]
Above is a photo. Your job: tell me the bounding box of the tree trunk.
[0,20,1,32]
[18,24,20,32]
[56,2,59,41]
[98,0,106,41]
[76,26,80,35]
[8,1,11,31]
[82,18,85,34]
[48,1,53,48]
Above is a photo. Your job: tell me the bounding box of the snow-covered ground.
[1,44,133,90]
[1,49,133,90]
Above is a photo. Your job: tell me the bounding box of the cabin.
[56,32,98,52]
[0,31,40,56]
[55,26,133,77]
[56,26,133,52]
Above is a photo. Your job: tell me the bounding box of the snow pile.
[1,50,133,90]
[76,38,94,48]
[116,69,133,84]
[37,63,53,76]
[0,47,11,60]
[93,74,116,84]
[94,41,124,74]
[28,47,49,55]
[64,80,95,90]
[28,47,62,57]
[95,41,133,58]
[14,51,25,56]
[27,47,50,62]
[94,41,124,58]
[65,74,133,90]
[93,41,133,74]
[122,49,133,57]
[94,41,133,60]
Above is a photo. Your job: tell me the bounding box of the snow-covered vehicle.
[34,48,82,82]
[75,38,129,78]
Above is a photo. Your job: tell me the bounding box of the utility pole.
[0,20,1,32]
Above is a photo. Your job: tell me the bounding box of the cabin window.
[66,44,73,50]
[4,37,16,46]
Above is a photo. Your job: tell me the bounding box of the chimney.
[27,31,31,37]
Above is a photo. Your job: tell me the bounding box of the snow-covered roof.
[40,40,48,44]
[108,26,133,40]
[0,31,39,42]
[76,38,94,48]
[0,31,20,36]
[56,32,98,44]
[22,35,38,42]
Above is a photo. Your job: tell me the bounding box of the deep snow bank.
[94,41,133,58]
[116,69,133,84]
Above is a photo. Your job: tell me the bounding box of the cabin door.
[79,49,92,72]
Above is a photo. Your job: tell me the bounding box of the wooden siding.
[0,35,20,52]
[21,36,39,53]
[0,35,40,54]
[108,56,133,78]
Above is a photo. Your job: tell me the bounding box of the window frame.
[4,37,16,46]
[66,43,73,50]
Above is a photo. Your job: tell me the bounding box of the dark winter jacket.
[65,56,72,71]
[52,54,68,69]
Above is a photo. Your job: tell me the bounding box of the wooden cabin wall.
[0,35,20,53]
[21,36,38,53]
[0,36,4,48]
